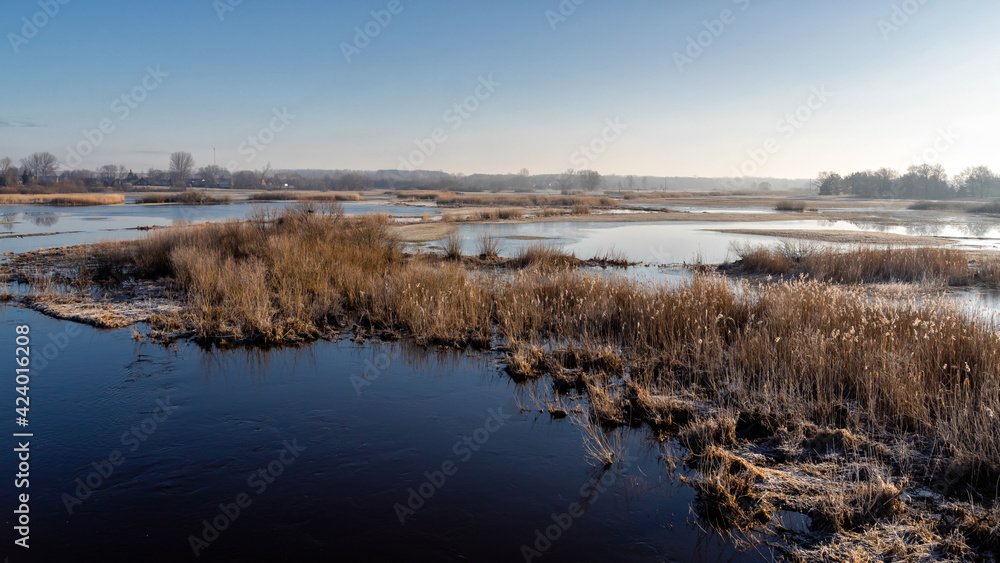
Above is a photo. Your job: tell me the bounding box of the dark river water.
[0,308,768,563]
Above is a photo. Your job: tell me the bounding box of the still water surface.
[0,309,769,562]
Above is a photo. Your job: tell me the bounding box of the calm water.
[0,201,431,255]
[0,309,768,562]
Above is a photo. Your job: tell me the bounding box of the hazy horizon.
[4,0,998,179]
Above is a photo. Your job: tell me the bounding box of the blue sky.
[2,0,998,178]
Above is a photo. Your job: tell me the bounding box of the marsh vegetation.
[5,204,1000,560]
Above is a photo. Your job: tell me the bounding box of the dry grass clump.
[476,208,524,220]
[139,191,232,205]
[775,200,806,212]
[443,232,463,260]
[476,232,502,260]
[247,191,364,202]
[571,412,628,467]
[810,473,904,533]
[733,243,977,285]
[571,204,591,215]
[685,445,769,529]
[504,345,546,380]
[0,193,125,206]
[589,248,632,267]
[732,242,797,274]
[680,415,737,455]
[514,244,577,271]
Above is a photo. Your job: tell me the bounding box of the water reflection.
[31,214,59,227]
[845,217,1000,239]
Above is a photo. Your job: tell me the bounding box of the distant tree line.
[817,164,1000,199]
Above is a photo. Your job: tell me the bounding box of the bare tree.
[578,170,602,192]
[254,162,272,188]
[197,165,224,187]
[516,168,531,191]
[556,169,576,194]
[0,157,18,187]
[232,170,257,190]
[873,167,899,198]
[20,152,58,179]
[955,165,998,199]
[98,164,119,183]
[169,152,195,188]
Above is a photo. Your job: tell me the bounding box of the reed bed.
[247,191,364,202]
[476,208,524,220]
[431,194,617,208]
[774,200,806,212]
[622,192,694,199]
[138,191,232,205]
[732,242,986,285]
[972,202,1000,215]
[70,208,1000,477]
[389,190,455,201]
[0,193,126,206]
[909,200,1000,215]
[909,201,976,212]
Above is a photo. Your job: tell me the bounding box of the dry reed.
[0,193,125,206]
[733,243,980,285]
